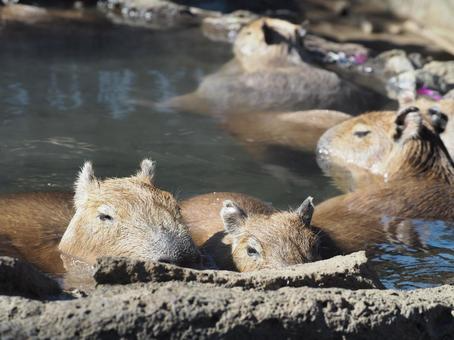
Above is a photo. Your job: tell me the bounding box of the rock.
[443,89,454,99]
[376,50,415,78]
[421,61,454,89]
[386,71,417,99]
[0,256,61,299]
[98,0,217,29]
[94,251,384,290]
[0,282,453,339]
[202,10,259,43]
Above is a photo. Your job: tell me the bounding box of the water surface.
[0,20,452,289]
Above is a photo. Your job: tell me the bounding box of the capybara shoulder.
[0,192,73,274]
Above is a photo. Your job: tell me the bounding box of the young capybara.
[183,107,454,271]
[0,159,202,277]
[163,18,386,115]
[317,99,454,184]
[181,192,321,272]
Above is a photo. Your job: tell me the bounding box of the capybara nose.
[316,127,334,157]
[157,251,202,268]
[157,256,173,264]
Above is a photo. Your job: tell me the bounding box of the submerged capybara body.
[181,192,320,271]
[317,99,454,185]
[164,18,386,115]
[0,159,202,278]
[223,109,351,160]
[0,192,73,274]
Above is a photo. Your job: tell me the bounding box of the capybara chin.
[59,159,201,268]
[181,192,320,272]
[317,99,454,183]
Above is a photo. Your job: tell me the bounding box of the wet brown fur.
[0,192,73,274]
[181,192,320,271]
[317,99,454,184]
[223,109,351,161]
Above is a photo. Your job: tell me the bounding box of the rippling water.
[0,20,452,289]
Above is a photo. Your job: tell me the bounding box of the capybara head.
[220,197,319,272]
[59,159,201,267]
[376,106,453,181]
[317,102,452,180]
[233,17,305,70]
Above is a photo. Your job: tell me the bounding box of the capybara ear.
[262,22,287,45]
[393,106,423,141]
[136,159,156,184]
[220,200,247,234]
[296,196,314,227]
[74,161,96,209]
[428,106,448,134]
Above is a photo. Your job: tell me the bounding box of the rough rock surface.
[0,282,453,339]
[0,257,61,299]
[94,251,384,290]
[1,252,453,338]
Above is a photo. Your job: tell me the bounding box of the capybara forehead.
[85,177,178,211]
[239,212,318,263]
[243,211,305,240]
[340,111,395,134]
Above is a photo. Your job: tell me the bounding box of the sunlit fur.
[317,99,454,178]
[181,192,319,272]
[314,107,454,255]
[59,160,201,267]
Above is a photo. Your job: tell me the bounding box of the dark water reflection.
[0,22,452,289]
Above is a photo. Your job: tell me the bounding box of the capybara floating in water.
[164,18,387,115]
[181,192,319,271]
[59,159,201,268]
[182,107,454,271]
[0,159,201,279]
[317,99,454,186]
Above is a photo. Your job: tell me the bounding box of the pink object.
[353,53,368,65]
[416,87,443,101]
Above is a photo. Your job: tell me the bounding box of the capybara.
[181,192,320,271]
[182,107,454,271]
[314,106,454,251]
[163,18,387,115]
[0,192,73,275]
[0,159,201,278]
[317,99,454,184]
[59,159,201,267]
[222,109,351,159]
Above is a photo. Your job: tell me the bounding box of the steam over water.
[0,22,452,289]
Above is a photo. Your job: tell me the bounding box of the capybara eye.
[98,213,113,222]
[246,246,259,257]
[353,130,371,138]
